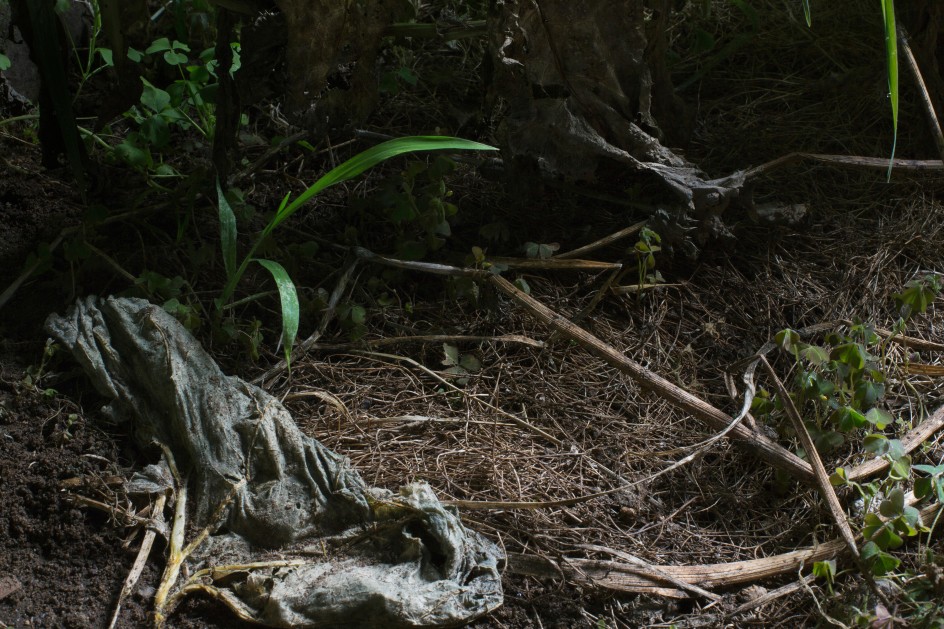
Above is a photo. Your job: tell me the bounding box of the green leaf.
[217,181,237,281]
[254,259,299,369]
[97,48,113,67]
[775,329,800,355]
[829,467,848,486]
[881,0,898,180]
[889,455,910,481]
[880,488,905,517]
[140,78,171,113]
[443,343,460,367]
[863,433,888,455]
[831,343,867,370]
[802,0,812,27]
[800,344,828,366]
[145,38,173,54]
[865,407,892,429]
[459,354,481,373]
[164,50,189,65]
[268,136,497,234]
[0,54,10,72]
[812,559,835,582]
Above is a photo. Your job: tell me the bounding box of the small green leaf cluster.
[758,323,890,454]
[632,228,663,289]
[357,156,461,261]
[111,37,235,174]
[761,276,942,581]
[442,342,481,386]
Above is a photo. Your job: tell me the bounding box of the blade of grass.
[802,0,811,27]
[267,136,496,233]
[881,0,898,181]
[217,181,237,281]
[254,259,299,370]
[218,136,496,307]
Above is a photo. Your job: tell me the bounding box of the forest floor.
[3,2,944,628]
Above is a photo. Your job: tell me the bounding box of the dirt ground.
[3,2,944,628]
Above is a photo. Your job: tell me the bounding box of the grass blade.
[254,259,299,369]
[802,0,811,27]
[269,136,497,233]
[881,0,898,180]
[217,181,237,280]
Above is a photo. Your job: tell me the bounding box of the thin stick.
[554,221,647,260]
[898,24,944,163]
[487,273,813,480]
[299,333,545,352]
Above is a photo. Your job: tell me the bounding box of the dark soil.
[0,355,148,628]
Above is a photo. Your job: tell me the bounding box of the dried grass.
[236,1,944,625]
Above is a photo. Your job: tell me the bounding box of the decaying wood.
[505,540,846,598]
[505,499,942,598]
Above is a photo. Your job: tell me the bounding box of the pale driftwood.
[486,273,814,481]
[505,540,846,598]
[744,153,944,180]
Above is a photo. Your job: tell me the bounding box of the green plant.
[756,275,941,576]
[442,342,481,386]
[632,227,663,291]
[110,36,232,175]
[362,155,462,260]
[216,136,497,367]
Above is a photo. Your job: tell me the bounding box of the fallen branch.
[486,273,814,481]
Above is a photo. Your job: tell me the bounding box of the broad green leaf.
[145,38,173,54]
[443,343,460,367]
[865,407,892,429]
[98,48,113,67]
[459,354,482,373]
[829,467,848,486]
[254,259,299,369]
[217,181,237,280]
[881,0,898,180]
[140,78,171,113]
[831,343,867,370]
[812,559,835,582]
[269,136,497,233]
[0,54,10,71]
[880,488,905,517]
[889,455,910,481]
[800,344,828,366]
[863,433,888,455]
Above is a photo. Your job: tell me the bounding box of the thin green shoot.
[881,0,898,181]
